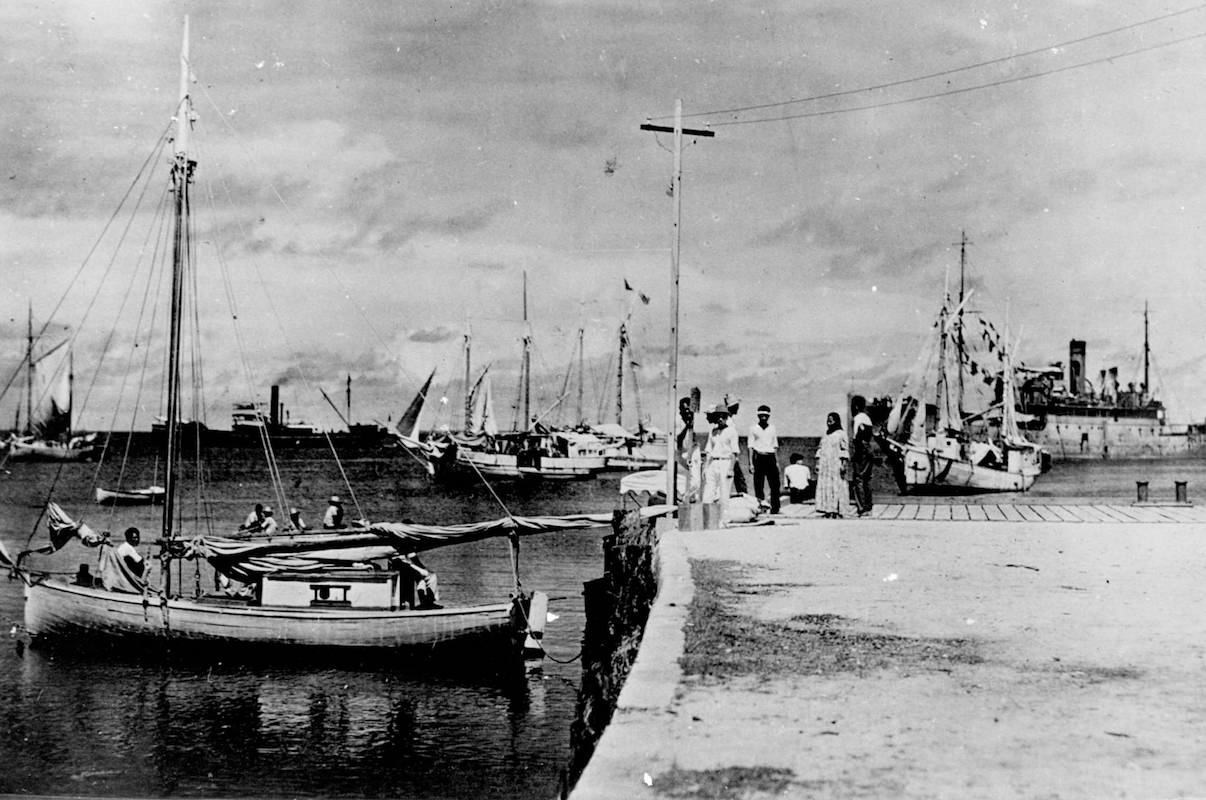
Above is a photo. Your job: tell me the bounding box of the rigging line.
[202,167,292,516]
[192,83,425,396]
[711,29,1206,126]
[0,117,177,411]
[68,134,175,423]
[93,184,174,507]
[668,2,1206,121]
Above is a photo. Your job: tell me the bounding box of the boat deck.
[791,501,1206,523]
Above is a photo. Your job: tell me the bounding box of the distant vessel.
[6,307,99,462]
[1016,306,1206,460]
[878,234,1047,493]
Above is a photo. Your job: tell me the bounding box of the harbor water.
[1,439,1203,797]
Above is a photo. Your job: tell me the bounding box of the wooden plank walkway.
[857,502,1206,523]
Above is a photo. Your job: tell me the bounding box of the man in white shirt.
[748,404,780,513]
[702,404,740,507]
[259,506,278,536]
[323,495,346,529]
[784,453,813,504]
[116,527,145,579]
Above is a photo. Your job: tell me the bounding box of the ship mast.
[162,15,194,590]
[615,320,626,426]
[520,271,531,431]
[1143,301,1150,401]
[462,324,472,435]
[25,304,33,436]
[576,326,585,426]
[956,231,967,425]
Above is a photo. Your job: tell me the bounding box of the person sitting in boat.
[240,503,266,532]
[323,495,345,530]
[391,552,440,609]
[117,527,145,579]
[288,507,307,533]
[259,506,278,535]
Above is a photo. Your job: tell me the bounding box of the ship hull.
[883,438,1039,493]
[24,579,516,650]
[1023,412,1206,460]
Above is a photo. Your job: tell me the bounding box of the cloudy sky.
[4,0,1206,436]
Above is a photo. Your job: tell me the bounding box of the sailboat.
[5,310,99,462]
[586,317,669,470]
[9,17,606,655]
[877,234,1048,493]
[415,280,609,481]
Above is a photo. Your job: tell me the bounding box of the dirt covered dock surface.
[571,514,1206,799]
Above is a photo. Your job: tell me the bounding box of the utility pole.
[640,101,714,505]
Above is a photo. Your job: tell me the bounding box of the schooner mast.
[163,15,194,585]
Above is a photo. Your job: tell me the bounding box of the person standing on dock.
[748,404,780,514]
[702,404,740,508]
[850,395,874,517]
[816,412,850,518]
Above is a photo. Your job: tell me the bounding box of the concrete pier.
[571,504,1206,799]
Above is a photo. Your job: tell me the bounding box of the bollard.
[1175,480,1188,504]
[1136,481,1149,503]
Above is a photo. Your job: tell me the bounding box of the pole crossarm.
[639,123,715,137]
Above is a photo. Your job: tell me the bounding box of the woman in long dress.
[815,411,849,518]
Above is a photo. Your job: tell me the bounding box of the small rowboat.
[94,486,166,505]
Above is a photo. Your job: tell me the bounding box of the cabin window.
[310,584,352,606]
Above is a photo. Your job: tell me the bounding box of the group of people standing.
[814,395,875,518]
[692,394,876,519]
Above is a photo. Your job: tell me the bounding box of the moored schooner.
[6,17,605,657]
[877,233,1049,493]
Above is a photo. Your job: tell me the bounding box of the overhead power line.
[650,2,1206,126]
[711,28,1206,127]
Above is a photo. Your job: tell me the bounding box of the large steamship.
[1016,311,1206,460]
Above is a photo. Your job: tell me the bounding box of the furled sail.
[189,513,612,582]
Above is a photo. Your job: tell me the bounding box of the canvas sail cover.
[23,503,144,592]
[189,512,612,582]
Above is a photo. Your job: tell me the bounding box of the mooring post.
[1136,481,1149,503]
[1175,480,1188,504]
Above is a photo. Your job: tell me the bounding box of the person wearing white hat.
[701,403,740,511]
[259,505,278,536]
[322,495,345,530]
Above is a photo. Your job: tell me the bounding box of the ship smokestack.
[1069,340,1086,396]
[270,384,280,428]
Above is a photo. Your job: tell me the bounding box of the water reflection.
[5,645,561,797]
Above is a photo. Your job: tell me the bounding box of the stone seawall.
[563,509,660,798]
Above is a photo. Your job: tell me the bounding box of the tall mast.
[462,325,472,434]
[346,374,352,424]
[615,321,626,426]
[576,326,585,426]
[521,271,531,431]
[25,304,33,436]
[1143,301,1150,398]
[67,349,74,438]
[956,231,967,425]
[162,15,193,581]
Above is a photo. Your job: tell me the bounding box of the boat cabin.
[259,565,435,611]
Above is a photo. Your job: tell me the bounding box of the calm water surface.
[1,440,1203,797]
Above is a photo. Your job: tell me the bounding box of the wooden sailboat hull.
[24,579,517,650]
[8,439,98,461]
[455,448,604,479]
[886,439,1038,493]
[95,486,166,505]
